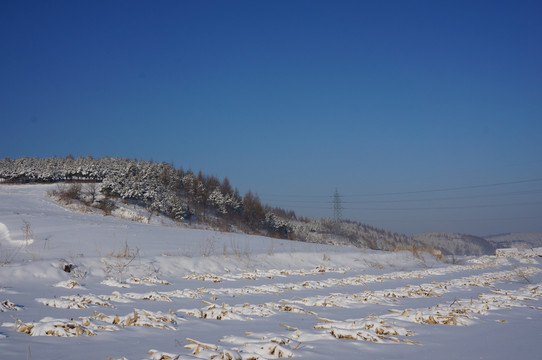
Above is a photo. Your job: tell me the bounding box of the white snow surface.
[0,184,541,359]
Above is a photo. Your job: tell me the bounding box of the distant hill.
[485,233,542,249]
[289,218,412,251]
[411,232,496,256]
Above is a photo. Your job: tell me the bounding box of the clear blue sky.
[1,0,541,236]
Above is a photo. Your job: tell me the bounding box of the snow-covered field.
[0,185,541,360]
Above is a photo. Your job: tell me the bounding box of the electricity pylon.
[332,188,343,231]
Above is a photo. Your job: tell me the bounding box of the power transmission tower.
[332,188,343,228]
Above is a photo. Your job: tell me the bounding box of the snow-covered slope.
[485,232,542,249]
[0,185,541,360]
[411,232,496,256]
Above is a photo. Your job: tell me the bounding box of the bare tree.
[85,183,98,204]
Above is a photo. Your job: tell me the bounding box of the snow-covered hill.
[485,232,542,249]
[0,185,541,359]
[2,156,508,255]
[411,232,496,256]
[0,157,413,248]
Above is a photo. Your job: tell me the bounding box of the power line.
[258,177,542,216]
[259,193,331,199]
[263,188,542,205]
[345,178,542,197]
[342,200,542,211]
[264,199,542,211]
[260,177,542,200]
[342,188,542,204]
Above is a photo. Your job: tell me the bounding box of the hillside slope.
[485,232,542,249]
[0,156,418,252]
[411,232,496,256]
[3,156,532,256]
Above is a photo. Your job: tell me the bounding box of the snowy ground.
[0,184,541,360]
